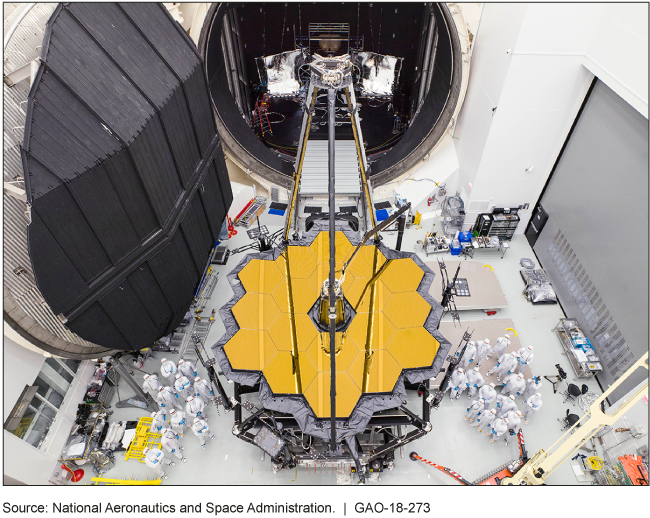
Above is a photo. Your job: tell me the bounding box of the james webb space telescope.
[212,52,450,483]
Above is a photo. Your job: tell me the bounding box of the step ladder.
[179,316,214,360]
[192,269,219,311]
[190,318,214,359]
[253,93,273,137]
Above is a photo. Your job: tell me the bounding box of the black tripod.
[544,364,568,394]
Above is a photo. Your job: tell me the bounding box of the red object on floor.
[408,452,472,485]
[61,464,84,483]
[234,199,254,224]
[227,215,237,237]
[487,311,497,316]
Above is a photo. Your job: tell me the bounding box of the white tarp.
[356,52,402,97]
[257,50,304,96]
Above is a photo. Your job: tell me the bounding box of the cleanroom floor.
[79,210,601,486]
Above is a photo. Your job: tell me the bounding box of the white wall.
[453,3,648,233]
[585,3,648,117]
[454,3,529,195]
[3,338,94,485]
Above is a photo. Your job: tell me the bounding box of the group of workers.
[141,358,218,479]
[445,335,544,446]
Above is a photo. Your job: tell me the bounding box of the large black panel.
[102,151,160,241]
[32,187,112,283]
[99,280,160,349]
[68,3,180,109]
[213,153,234,210]
[69,302,131,351]
[118,2,199,81]
[27,212,89,315]
[26,71,122,181]
[45,9,154,141]
[147,232,199,316]
[181,196,214,274]
[126,264,174,330]
[128,114,183,223]
[160,86,202,187]
[23,3,233,351]
[67,165,141,263]
[184,66,218,156]
[199,161,229,238]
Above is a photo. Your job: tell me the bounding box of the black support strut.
[395,211,407,251]
[328,88,337,450]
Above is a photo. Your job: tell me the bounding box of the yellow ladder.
[124,417,162,463]
[90,475,161,485]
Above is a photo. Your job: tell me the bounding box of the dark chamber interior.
[237,3,423,152]
[201,2,461,185]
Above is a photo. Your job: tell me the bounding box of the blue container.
[450,239,462,255]
[376,209,389,222]
[458,231,472,243]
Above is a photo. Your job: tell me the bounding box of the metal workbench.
[461,236,509,259]
[554,318,602,379]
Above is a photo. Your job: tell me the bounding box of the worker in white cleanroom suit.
[495,394,518,418]
[191,417,216,448]
[487,334,510,360]
[523,393,543,424]
[476,408,496,431]
[465,398,486,423]
[174,373,193,401]
[523,376,543,400]
[178,359,198,380]
[143,446,174,479]
[194,377,216,403]
[475,339,492,367]
[458,341,477,371]
[487,417,509,443]
[501,373,526,397]
[168,409,189,438]
[516,346,535,375]
[161,429,187,462]
[464,367,485,399]
[156,385,183,411]
[486,352,519,381]
[478,383,497,406]
[150,410,169,434]
[142,373,162,397]
[186,395,208,420]
[445,368,467,400]
[502,410,524,445]
[160,358,177,386]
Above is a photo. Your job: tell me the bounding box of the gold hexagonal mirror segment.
[221,231,440,419]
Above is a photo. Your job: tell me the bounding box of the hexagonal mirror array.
[223,231,440,418]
